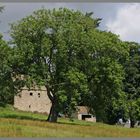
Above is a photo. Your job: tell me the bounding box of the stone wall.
[14,86,52,114]
[85,117,96,122]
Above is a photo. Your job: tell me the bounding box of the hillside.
[0,105,140,137]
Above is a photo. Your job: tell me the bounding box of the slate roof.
[77,106,90,114]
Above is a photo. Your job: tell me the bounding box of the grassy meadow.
[0,105,140,137]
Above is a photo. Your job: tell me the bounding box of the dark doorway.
[82,114,92,120]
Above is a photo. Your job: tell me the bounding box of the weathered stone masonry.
[14,86,52,115]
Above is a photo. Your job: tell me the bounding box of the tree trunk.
[47,101,58,122]
[130,119,135,128]
[45,84,58,123]
[94,107,106,123]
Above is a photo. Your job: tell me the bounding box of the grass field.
[0,105,140,137]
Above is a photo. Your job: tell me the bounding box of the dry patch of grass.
[0,118,140,137]
[0,105,140,137]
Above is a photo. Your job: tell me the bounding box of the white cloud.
[106,3,140,43]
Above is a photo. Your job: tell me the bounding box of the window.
[18,94,22,98]
[30,92,33,96]
[29,105,31,108]
[38,93,40,98]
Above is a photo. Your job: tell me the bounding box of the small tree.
[0,34,14,105]
[0,7,15,105]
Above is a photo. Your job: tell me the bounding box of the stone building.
[14,87,96,122]
[14,86,52,115]
[76,106,96,122]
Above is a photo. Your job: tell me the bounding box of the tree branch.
[45,84,54,102]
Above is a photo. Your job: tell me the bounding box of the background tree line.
[0,7,140,127]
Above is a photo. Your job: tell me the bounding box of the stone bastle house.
[14,86,52,115]
[14,87,96,122]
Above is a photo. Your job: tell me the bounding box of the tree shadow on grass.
[0,114,47,122]
[57,119,94,126]
[57,121,83,126]
[0,113,93,127]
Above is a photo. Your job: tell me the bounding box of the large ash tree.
[10,8,100,122]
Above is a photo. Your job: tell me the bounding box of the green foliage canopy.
[10,8,101,122]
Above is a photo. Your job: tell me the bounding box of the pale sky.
[0,3,140,43]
